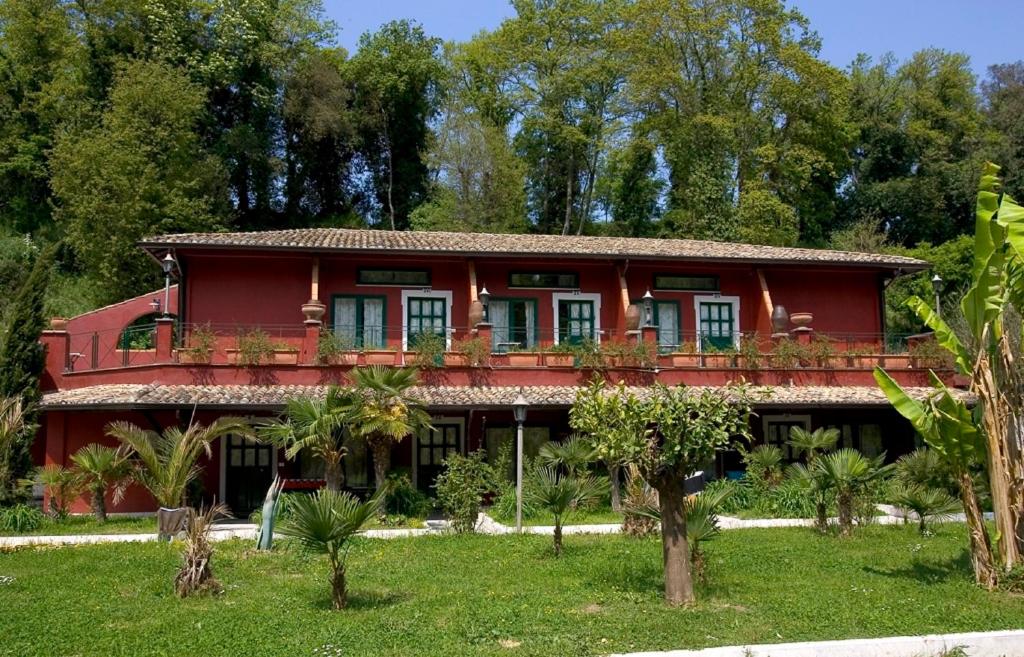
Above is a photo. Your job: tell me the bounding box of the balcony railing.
[52,320,953,373]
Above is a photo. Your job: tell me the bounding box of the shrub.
[384,472,432,517]
[185,323,217,364]
[435,451,493,533]
[237,329,276,366]
[316,331,354,365]
[0,504,44,533]
[410,331,446,368]
[741,445,784,486]
[454,336,490,367]
[772,337,810,368]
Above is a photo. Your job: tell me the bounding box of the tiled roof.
[139,228,927,269]
[41,383,969,411]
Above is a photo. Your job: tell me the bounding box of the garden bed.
[2,526,1022,656]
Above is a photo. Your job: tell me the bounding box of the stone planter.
[881,354,911,369]
[363,350,397,365]
[321,352,358,366]
[176,349,213,365]
[544,353,575,368]
[443,353,470,367]
[301,299,326,323]
[225,349,300,366]
[846,354,883,369]
[157,506,192,541]
[507,352,538,367]
[702,353,734,368]
[666,353,701,368]
[790,312,814,327]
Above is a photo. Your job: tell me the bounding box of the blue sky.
[325,0,1023,78]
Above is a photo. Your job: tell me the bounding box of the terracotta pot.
[881,354,911,369]
[789,312,814,328]
[667,353,700,368]
[770,305,789,334]
[176,349,212,365]
[545,353,575,368]
[363,350,397,365]
[624,304,642,331]
[48,317,69,331]
[323,353,358,366]
[443,353,470,367]
[301,299,326,323]
[273,351,299,365]
[702,354,734,368]
[507,352,538,367]
[468,300,485,327]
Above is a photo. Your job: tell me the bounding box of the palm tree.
[742,444,784,486]
[261,387,355,491]
[890,484,961,534]
[37,464,86,518]
[350,366,432,492]
[787,462,833,533]
[175,502,232,597]
[526,466,607,556]
[788,426,839,463]
[107,417,253,535]
[277,488,382,609]
[814,448,890,536]
[0,396,29,505]
[538,435,597,477]
[69,444,134,522]
[895,448,956,493]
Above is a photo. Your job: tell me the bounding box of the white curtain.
[363,298,384,347]
[334,298,357,344]
[523,301,536,347]
[490,300,510,349]
[657,302,678,350]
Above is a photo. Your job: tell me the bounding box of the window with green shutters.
[407,296,447,345]
[557,299,595,344]
[332,295,385,348]
[698,301,735,352]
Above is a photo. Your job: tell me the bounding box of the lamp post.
[931,273,943,319]
[512,392,529,533]
[642,289,655,327]
[478,286,490,323]
[161,253,176,318]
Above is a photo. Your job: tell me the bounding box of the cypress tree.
[0,248,51,504]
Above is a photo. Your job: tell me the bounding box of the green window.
[489,298,537,352]
[557,299,595,345]
[698,301,735,352]
[333,296,385,348]
[407,296,447,345]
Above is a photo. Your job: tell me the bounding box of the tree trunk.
[837,491,853,536]
[692,546,706,585]
[324,460,343,492]
[91,484,107,522]
[330,562,347,610]
[815,498,828,533]
[609,463,622,512]
[371,440,391,492]
[960,471,999,589]
[656,476,695,606]
[553,519,563,557]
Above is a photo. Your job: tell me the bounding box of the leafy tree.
[50,59,227,302]
[596,135,662,236]
[572,381,753,605]
[526,465,606,556]
[982,62,1024,200]
[277,488,382,609]
[69,443,133,522]
[261,387,354,491]
[435,450,493,534]
[350,366,432,492]
[349,20,445,230]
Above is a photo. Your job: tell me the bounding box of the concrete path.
[612,628,1024,657]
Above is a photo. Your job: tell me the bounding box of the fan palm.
[107,417,253,509]
[37,464,86,518]
[350,366,432,491]
[261,387,356,491]
[537,435,597,477]
[526,466,607,556]
[277,488,382,609]
[742,444,784,486]
[895,448,956,493]
[814,448,890,536]
[787,426,839,463]
[70,443,134,522]
[0,396,30,505]
[890,484,961,534]
[787,462,833,533]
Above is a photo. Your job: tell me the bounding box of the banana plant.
[875,368,998,588]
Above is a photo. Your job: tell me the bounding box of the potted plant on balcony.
[447,336,490,367]
[735,334,762,370]
[810,334,839,368]
[506,345,539,367]
[701,346,736,368]
[409,332,446,369]
[316,331,357,366]
[572,338,606,370]
[908,338,953,370]
[544,342,577,368]
[771,337,810,369]
[844,346,880,369]
[177,323,217,365]
[665,341,699,368]
[228,329,299,366]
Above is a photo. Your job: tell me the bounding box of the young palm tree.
[107,417,253,536]
[787,426,839,463]
[537,435,597,477]
[69,444,134,522]
[742,444,784,486]
[526,466,607,556]
[175,501,232,597]
[37,464,86,518]
[890,484,961,534]
[895,448,957,493]
[0,396,29,505]
[814,448,890,536]
[260,387,356,491]
[277,488,382,609]
[350,366,432,492]
[787,462,833,533]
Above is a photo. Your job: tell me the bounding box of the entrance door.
[224,436,275,516]
[415,424,461,493]
[557,299,595,345]
[697,300,735,352]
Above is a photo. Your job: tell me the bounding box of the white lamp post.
[512,392,529,533]
[931,273,943,319]
[478,286,491,323]
[642,289,655,327]
[161,253,176,318]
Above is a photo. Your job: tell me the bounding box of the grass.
[489,504,624,527]
[2,525,1022,657]
[0,514,156,536]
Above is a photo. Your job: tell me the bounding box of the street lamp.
[161,253,176,318]
[642,289,655,328]
[931,273,943,318]
[478,286,490,323]
[512,392,529,533]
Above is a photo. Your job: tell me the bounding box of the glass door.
[557,299,595,344]
[698,301,734,352]
[416,424,461,493]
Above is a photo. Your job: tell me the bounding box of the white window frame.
[401,289,453,350]
[411,417,466,489]
[552,292,602,345]
[761,414,812,460]
[693,294,741,352]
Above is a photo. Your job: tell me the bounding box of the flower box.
[225,349,299,366]
[880,354,911,369]
[443,353,470,367]
[845,354,883,369]
[321,352,358,366]
[363,350,397,366]
[701,354,734,368]
[544,353,575,368]
[176,349,213,365]
[666,353,701,368]
[506,352,538,367]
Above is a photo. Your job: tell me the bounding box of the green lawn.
[2,525,1021,657]
[489,505,624,527]
[0,514,156,536]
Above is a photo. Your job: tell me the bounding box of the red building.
[36,228,953,516]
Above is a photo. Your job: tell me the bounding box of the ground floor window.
[484,426,551,480]
[415,421,463,492]
[762,415,811,460]
[830,423,884,458]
